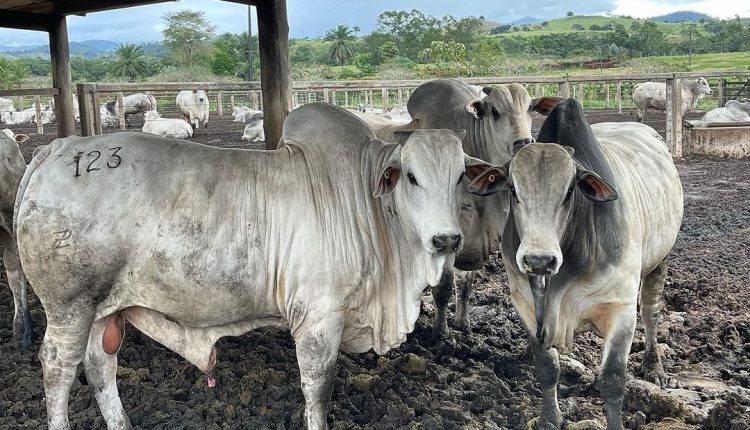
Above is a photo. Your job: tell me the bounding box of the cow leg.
[640,261,672,387]
[453,269,474,332]
[1,231,32,349]
[597,306,636,430]
[431,267,454,338]
[40,309,96,430]
[83,316,131,430]
[527,330,563,429]
[294,315,343,430]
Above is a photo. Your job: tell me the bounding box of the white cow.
[240,112,264,141]
[0,129,32,348]
[700,99,750,124]
[497,99,683,429]
[176,90,209,129]
[105,93,157,122]
[99,104,118,128]
[0,97,14,116]
[48,93,81,122]
[1,107,54,125]
[632,77,712,122]
[142,111,193,139]
[15,102,504,430]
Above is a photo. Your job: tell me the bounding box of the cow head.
[465,84,562,164]
[144,111,161,121]
[695,77,712,98]
[1,128,29,144]
[373,129,504,286]
[487,143,618,276]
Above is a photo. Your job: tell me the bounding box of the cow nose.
[432,234,462,254]
[522,255,557,275]
[513,137,535,147]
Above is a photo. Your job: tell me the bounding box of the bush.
[148,64,225,82]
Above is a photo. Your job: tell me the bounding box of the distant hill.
[0,40,161,58]
[512,16,543,25]
[651,11,713,23]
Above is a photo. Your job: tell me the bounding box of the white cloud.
[612,0,750,19]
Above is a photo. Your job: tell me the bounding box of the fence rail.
[3,70,750,157]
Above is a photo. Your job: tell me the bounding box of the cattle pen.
[3,70,750,156]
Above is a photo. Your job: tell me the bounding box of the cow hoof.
[454,318,471,333]
[644,368,679,389]
[527,416,562,430]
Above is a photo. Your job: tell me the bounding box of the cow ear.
[452,129,466,141]
[192,89,197,94]
[14,134,30,143]
[464,155,508,196]
[576,170,618,202]
[465,98,486,119]
[482,86,493,96]
[561,145,575,157]
[393,130,414,145]
[531,96,564,115]
[374,148,402,197]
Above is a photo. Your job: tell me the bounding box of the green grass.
[492,15,709,38]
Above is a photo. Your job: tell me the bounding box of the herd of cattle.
[0,74,737,430]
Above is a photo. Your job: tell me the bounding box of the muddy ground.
[0,108,748,429]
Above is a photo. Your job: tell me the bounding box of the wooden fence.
[3,70,750,158]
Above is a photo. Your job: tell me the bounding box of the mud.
[0,109,748,429]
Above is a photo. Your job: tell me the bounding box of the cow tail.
[14,142,53,231]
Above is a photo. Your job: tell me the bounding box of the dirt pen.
[0,104,748,429]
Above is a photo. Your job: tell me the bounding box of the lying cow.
[700,99,750,124]
[232,106,262,123]
[632,77,711,122]
[176,90,209,129]
[495,99,683,429]
[0,129,32,349]
[406,78,561,337]
[0,106,55,125]
[240,112,264,141]
[105,93,158,124]
[0,97,14,116]
[15,102,503,430]
[142,111,193,139]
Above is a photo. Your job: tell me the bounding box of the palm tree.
[111,43,147,81]
[324,25,356,65]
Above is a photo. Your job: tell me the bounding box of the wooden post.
[397,88,403,105]
[381,88,388,112]
[18,96,24,109]
[34,96,43,135]
[257,0,293,149]
[293,91,298,106]
[230,94,235,109]
[558,78,570,98]
[49,15,75,137]
[718,78,727,107]
[117,92,126,130]
[344,91,348,108]
[534,83,541,97]
[331,90,336,105]
[93,87,102,135]
[77,83,95,137]
[217,91,223,116]
[665,77,683,158]
[369,90,374,107]
[251,91,259,110]
[616,81,622,113]
[577,82,584,105]
[606,83,610,108]
[323,88,329,103]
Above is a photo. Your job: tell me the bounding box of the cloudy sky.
[0,0,748,46]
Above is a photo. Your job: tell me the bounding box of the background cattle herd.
[0,76,747,430]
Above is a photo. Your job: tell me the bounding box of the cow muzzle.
[431,234,462,255]
[522,253,559,275]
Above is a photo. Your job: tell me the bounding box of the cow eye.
[491,108,501,120]
[407,172,419,186]
[510,185,518,201]
[457,172,465,184]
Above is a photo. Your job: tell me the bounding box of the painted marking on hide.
[52,229,72,249]
[70,147,123,177]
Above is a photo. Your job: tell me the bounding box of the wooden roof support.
[257,0,292,150]
[49,15,76,137]
[0,9,53,31]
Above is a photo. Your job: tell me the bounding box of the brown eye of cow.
[492,108,501,120]
[407,172,419,186]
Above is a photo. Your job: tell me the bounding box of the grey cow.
[0,129,32,348]
[406,79,561,336]
[15,103,504,430]
[494,99,683,429]
[632,77,711,122]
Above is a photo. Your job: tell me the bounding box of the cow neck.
[359,140,430,355]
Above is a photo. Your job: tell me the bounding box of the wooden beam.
[0,88,59,97]
[0,9,53,31]
[14,0,176,16]
[49,15,75,137]
[257,0,292,150]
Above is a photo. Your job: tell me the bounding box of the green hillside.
[492,15,708,37]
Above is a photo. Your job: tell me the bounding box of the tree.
[162,10,216,67]
[111,43,147,81]
[567,11,574,17]
[324,25,357,65]
[377,40,399,62]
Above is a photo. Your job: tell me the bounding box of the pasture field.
[0,110,748,428]
[491,15,710,37]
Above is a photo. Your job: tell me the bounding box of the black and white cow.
[487,99,683,429]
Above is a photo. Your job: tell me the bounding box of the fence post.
[381,88,389,112]
[77,83,94,136]
[616,81,622,113]
[718,78,727,107]
[34,95,43,135]
[331,90,336,105]
[217,91,223,116]
[665,77,683,158]
[344,91,348,108]
[252,91,259,110]
[558,77,570,98]
[577,82,584,105]
[230,94,235,109]
[93,85,102,135]
[534,83,541,97]
[397,88,403,105]
[323,88,329,103]
[606,82,610,108]
[117,92,126,130]
[369,90,374,107]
